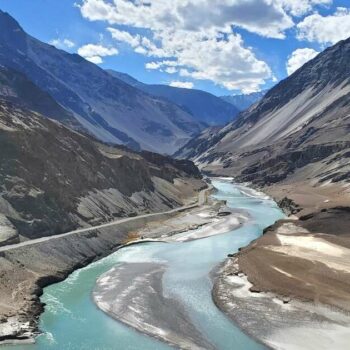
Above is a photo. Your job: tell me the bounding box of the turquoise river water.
[8,179,284,350]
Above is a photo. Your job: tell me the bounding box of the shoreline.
[212,180,350,350]
[0,185,213,345]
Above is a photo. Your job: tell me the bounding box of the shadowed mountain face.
[220,90,267,111]
[0,97,204,244]
[0,66,79,127]
[108,70,239,126]
[0,10,204,154]
[177,37,350,187]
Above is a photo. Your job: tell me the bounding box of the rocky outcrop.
[276,197,300,215]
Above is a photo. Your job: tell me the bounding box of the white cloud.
[169,81,194,89]
[145,62,162,70]
[107,27,140,47]
[165,67,177,74]
[79,0,295,39]
[77,0,338,91]
[80,3,273,91]
[286,48,319,75]
[145,60,178,70]
[279,0,332,16]
[297,7,350,44]
[77,44,118,64]
[50,38,75,49]
[85,56,103,64]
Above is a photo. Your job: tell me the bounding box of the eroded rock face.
[0,99,205,240]
[0,214,18,246]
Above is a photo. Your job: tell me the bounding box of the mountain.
[0,65,78,128]
[0,10,204,154]
[220,90,267,111]
[107,70,239,126]
[177,37,350,188]
[109,71,142,87]
[0,96,204,245]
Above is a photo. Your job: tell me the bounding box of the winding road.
[0,186,210,253]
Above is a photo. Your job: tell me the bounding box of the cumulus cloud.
[279,0,332,16]
[77,1,278,91]
[286,48,319,75]
[165,67,177,74]
[107,28,140,47]
[77,44,118,64]
[145,62,162,70]
[85,56,103,64]
[297,7,350,44]
[78,0,296,38]
[146,60,178,70]
[76,0,343,91]
[169,81,194,89]
[50,38,75,49]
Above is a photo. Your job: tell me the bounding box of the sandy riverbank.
[213,181,350,350]
[94,262,215,350]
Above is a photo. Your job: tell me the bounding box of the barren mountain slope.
[177,37,350,188]
[0,98,205,246]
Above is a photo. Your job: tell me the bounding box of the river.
[9,179,284,350]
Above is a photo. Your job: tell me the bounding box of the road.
[0,186,210,253]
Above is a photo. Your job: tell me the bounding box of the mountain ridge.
[0,10,204,154]
[107,69,239,126]
[220,90,267,111]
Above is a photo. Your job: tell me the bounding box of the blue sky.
[0,0,349,96]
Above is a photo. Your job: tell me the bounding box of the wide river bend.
[9,179,284,350]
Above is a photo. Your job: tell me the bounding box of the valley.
[0,4,349,350]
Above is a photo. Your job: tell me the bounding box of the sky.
[0,0,349,96]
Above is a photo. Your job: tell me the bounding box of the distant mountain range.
[0,10,207,154]
[177,37,350,187]
[220,90,267,111]
[107,70,239,126]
